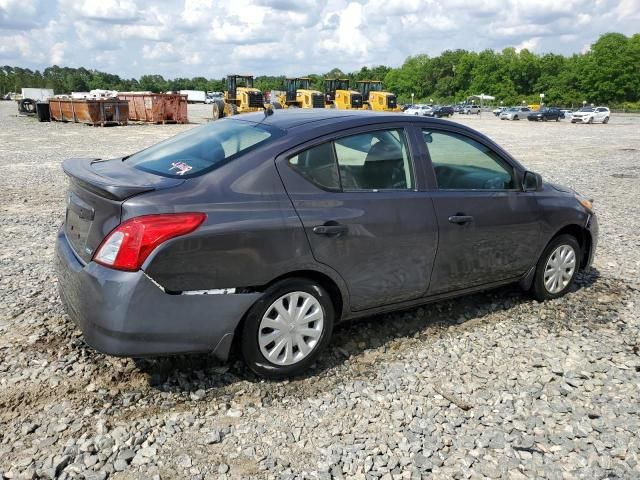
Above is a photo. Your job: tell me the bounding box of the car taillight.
[93,213,206,271]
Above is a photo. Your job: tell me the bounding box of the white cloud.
[61,0,141,23]
[50,41,66,64]
[0,0,637,78]
[515,37,540,52]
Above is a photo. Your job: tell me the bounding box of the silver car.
[500,107,532,121]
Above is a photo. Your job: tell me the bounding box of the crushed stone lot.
[1,102,639,479]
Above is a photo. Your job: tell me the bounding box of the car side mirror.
[523,171,542,192]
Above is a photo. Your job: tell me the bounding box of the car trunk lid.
[63,158,183,263]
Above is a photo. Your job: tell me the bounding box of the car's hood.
[548,181,576,195]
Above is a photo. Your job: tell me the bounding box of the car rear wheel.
[531,234,581,301]
[241,278,335,378]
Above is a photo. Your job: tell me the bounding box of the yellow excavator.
[212,75,266,119]
[357,80,401,112]
[271,78,325,109]
[324,78,363,109]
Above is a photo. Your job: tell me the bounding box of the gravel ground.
[1,102,639,480]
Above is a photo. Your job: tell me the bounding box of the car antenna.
[254,104,274,126]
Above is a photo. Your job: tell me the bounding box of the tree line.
[1,32,638,107]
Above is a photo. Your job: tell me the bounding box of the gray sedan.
[56,109,598,377]
[500,107,532,120]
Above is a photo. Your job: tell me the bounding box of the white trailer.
[179,90,206,103]
[21,88,54,102]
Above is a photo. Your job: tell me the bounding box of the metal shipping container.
[49,98,129,126]
[118,93,188,124]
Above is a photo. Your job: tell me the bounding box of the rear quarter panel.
[124,142,318,293]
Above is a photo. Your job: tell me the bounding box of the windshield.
[578,107,595,112]
[127,120,279,178]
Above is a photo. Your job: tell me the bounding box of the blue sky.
[1,0,638,78]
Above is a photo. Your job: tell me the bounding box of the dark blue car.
[56,109,598,377]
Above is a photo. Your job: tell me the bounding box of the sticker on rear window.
[169,161,193,176]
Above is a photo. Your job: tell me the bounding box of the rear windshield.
[127,119,279,178]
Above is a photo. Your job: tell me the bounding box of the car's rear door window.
[422,130,516,190]
[127,120,277,178]
[334,129,414,190]
[288,129,415,191]
[288,142,340,190]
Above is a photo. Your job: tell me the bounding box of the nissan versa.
[56,110,598,377]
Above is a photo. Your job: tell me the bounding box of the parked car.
[527,107,562,122]
[404,104,433,116]
[560,109,572,118]
[500,107,532,120]
[571,107,610,124]
[426,105,454,118]
[56,109,598,377]
[462,105,481,114]
[400,104,414,112]
[493,107,507,116]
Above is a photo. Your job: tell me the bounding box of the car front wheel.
[241,278,335,378]
[531,234,581,301]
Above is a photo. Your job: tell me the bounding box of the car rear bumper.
[55,227,261,359]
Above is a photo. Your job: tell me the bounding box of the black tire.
[588,117,593,124]
[603,116,609,124]
[18,98,36,114]
[211,100,224,120]
[241,278,335,378]
[514,115,519,120]
[531,234,581,301]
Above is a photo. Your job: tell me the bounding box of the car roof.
[230,108,410,130]
[226,108,526,171]
[231,109,360,129]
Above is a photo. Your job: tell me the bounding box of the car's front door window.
[422,130,515,190]
[334,129,414,190]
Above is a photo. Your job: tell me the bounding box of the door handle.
[313,224,348,236]
[448,215,474,225]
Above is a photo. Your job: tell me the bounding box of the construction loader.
[324,78,363,109]
[357,80,400,112]
[211,75,266,120]
[271,78,325,109]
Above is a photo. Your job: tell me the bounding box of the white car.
[499,107,532,120]
[571,107,610,124]
[462,105,481,114]
[404,104,433,116]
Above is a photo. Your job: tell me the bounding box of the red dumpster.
[49,98,129,126]
[117,93,188,124]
